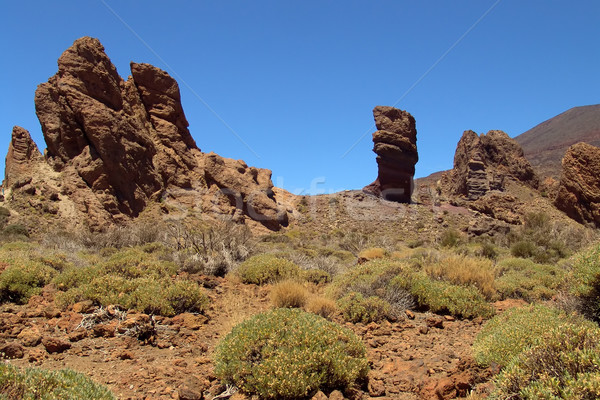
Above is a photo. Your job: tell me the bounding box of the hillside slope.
[514,104,600,179]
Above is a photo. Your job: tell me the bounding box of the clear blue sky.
[1,1,599,195]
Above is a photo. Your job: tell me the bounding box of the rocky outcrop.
[363,106,418,202]
[5,36,287,231]
[5,126,43,188]
[555,142,600,227]
[444,130,538,201]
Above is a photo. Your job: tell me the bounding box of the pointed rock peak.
[5,126,43,186]
[363,106,418,203]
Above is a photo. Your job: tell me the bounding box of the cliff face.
[555,142,600,227]
[5,37,288,231]
[363,106,418,203]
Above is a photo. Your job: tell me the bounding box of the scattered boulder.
[444,130,538,201]
[17,327,42,347]
[0,342,25,359]
[363,106,418,202]
[41,336,72,353]
[555,142,600,227]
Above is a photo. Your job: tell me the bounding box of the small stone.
[405,309,415,319]
[419,326,429,335]
[311,391,327,400]
[72,300,95,314]
[443,315,455,321]
[328,390,344,400]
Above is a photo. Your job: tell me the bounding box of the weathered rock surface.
[444,130,538,201]
[363,106,418,202]
[555,142,600,227]
[5,36,287,231]
[4,126,43,188]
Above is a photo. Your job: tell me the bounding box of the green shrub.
[491,323,600,399]
[440,228,461,247]
[337,292,392,323]
[510,240,537,259]
[472,304,586,368]
[56,275,207,317]
[390,272,494,319]
[53,247,208,316]
[2,224,29,238]
[0,363,115,399]
[495,258,565,301]
[327,259,404,299]
[570,244,600,321]
[100,248,178,279]
[303,269,331,284]
[214,308,368,399]
[0,260,56,303]
[237,254,301,285]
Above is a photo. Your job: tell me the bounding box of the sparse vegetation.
[214,308,368,399]
[0,364,116,400]
[495,258,564,301]
[236,254,301,285]
[390,272,495,319]
[472,304,589,368]
[423,254,496,299]
[490,323,600,399]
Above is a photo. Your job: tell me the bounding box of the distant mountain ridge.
[514,104,600,179]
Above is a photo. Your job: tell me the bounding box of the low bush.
[0,363,115,399]
[237,254,301,285]
[304,296,337,319]
[303,268,331,284]
[214,308,368,399]
[491,323,600,399]
[53,247,208,316]
[0,260,56,304]
[439,228,461,248]
[510,240,537,259]
[570,244,600,322]
[337,292,392,323]
[495,258,564,301]
[472,304,587,368]
[270,280,309,309]
[424,255,496,299]
[390,272,495,319]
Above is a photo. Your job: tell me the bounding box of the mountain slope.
[514,104,600,179]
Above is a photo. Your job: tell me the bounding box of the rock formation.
[555,142,600,227]
[4,37,288,231]
[5,126,43,188]
[363,106,418,202]
[444,130,538,201]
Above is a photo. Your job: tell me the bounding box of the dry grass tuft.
[270,280,309,309]
[304,296,337,319]
[424,254,496,299]
[358,247,386,260]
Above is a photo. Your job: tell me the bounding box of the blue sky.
[1,1,599,195]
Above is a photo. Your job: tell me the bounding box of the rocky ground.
[0,272,525,400]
